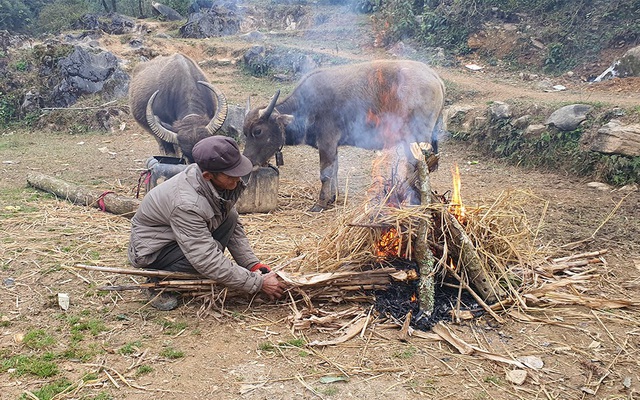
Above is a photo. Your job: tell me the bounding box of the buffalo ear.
[277,113,294,126]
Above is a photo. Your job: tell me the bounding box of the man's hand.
[260,272,286,300]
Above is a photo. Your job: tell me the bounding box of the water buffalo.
[129,53,228,162]
[242,59,445,211]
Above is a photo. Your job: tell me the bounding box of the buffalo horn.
[146,90,179,144]
[258,89,280,121]
[198,81,229,135]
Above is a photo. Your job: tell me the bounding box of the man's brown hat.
[192,136,253,177]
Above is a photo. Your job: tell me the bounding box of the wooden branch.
[28,173,140,218]
[433,204,506,303]
[74,264,200,279]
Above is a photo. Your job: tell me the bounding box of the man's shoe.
[145,289,179,311]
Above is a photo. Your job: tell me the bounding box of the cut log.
[410,142,437,315]
[27,173,140,218]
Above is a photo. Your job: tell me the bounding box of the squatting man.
[128,136,286,310]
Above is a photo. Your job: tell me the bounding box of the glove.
[250,263,271,274]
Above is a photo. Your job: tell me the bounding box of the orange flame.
[448,163,466,223]
[410,293,417,302]
[376,227,401,258]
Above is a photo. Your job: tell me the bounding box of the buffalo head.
[242,90,293,166]
[145,81,227,162]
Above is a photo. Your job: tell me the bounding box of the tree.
[0,0,33,33]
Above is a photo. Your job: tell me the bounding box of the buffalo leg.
[313,146,339,212]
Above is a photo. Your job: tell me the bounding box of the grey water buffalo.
[129,53,227,162]
[242,59,446,211]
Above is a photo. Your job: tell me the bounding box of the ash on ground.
[372,259,484,331]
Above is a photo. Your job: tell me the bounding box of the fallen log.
[27,173,140,218]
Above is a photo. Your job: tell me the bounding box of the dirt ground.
[1,4,640,400]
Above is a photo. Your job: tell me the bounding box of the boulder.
[219,103,246,142]
[151,2,183,21]
[590,120,640,157]
[50,46,129,107]
[615,45,640,77]
[73,13,136,35]
[489,101,512,119]
[179,2,242,38]
[445,105,477,135]
[545,104,592,131]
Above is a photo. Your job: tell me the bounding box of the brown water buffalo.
[129,53,228,162]
[242,59,446,211]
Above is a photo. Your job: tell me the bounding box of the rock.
[524,124,546,139]
[219,103,246,142]
[545,104,592,131]
[615,45,640,77]
[489,101,512,119]
[590,120,640,157]
[506,369,527,385]
[516,355,543,370]
[50,46,129,107]
[512,115,530,129]
[73,13,136,35]
[152,2,183,21]
[587,182,612,191]
[179,3,242,38]
[445,105,477,134]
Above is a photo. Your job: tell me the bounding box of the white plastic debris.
[58,293,70,310]
[465,64,483,71]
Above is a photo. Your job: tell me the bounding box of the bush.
[36,0,88,34]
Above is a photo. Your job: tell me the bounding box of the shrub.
[36,0,88,34]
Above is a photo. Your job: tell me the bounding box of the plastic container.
[144,156,279,213]
[145,156,187,192]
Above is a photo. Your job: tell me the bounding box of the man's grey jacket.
[128,164,262,294]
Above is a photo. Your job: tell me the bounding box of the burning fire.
[376,227,401,258]
[448,163,467,223]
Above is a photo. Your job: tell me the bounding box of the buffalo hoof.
[308,204,328,212]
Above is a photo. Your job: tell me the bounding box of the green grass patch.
[258,342,276,352]
[136,365,154,376]
[160,347,185,359]
[23,329,56,349]
[68,316,108,337]
[393,346,417,359]
[159,320,188,335]
[19,378,72,400]
[1,354,59,377]
[118,341,142,355]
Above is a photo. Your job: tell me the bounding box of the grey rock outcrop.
[545,104,592,131]
[50,46,129,107]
